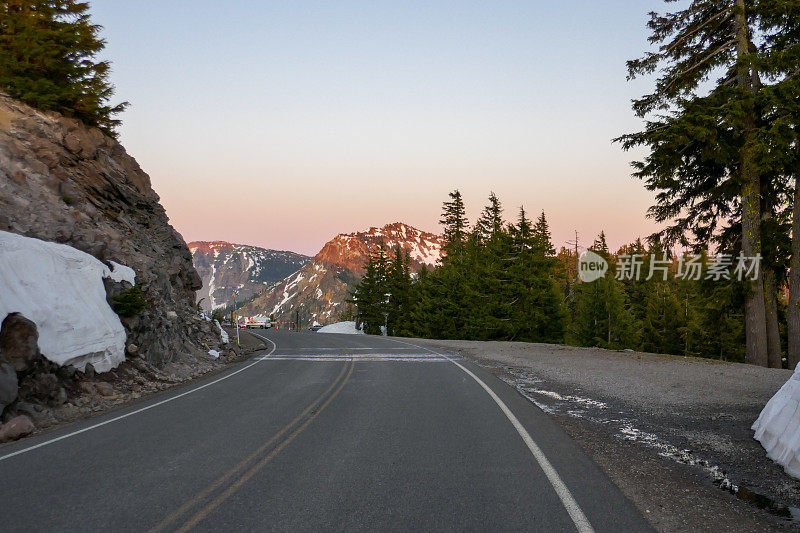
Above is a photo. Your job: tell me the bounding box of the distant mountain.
[189,241,310,311]
[238,222,443,326]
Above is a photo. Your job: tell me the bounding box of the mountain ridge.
[189,241,310,311]
[237,222,443,326]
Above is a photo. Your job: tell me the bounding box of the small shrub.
[112,286,147,317]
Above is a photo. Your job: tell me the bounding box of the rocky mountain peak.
[315,222,443,274]
[237,222,443,326]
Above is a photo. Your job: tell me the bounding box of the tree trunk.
[735,0,769,366]
[789,176,800,369]
[763,268,783,368]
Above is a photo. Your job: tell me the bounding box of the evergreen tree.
[618,0,778,365]
[386,246,412,336]
[475,192,504,242]
[351,246,388,335]
[508,207,565,343]
[0,1,127,134]
[531,211,556,256]
[439,190,469,259]
[571,233,637,348]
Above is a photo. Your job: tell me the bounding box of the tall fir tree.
[439,189,469,259]
[618,0,776,365]
[475,192,504,243]
[571,233,637,349]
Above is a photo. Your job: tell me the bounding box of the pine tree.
[509,207,565,343]
[755,2,800,367]
[386,246,412,336]
[440,190,469,259]
[475,192,504,242]
[571,233,637,349]
[351,246,388,335]
[532,211,556,256]
[619,0,773,365]
[0,1,127,134]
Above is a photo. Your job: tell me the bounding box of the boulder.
[0,415,34,442]
[30,373,65,405]
[94,382,114,397]
[0,313,41,372]
[0,362,18,414]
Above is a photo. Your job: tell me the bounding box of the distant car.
[309,325,323,332]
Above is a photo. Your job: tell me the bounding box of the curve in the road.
[387,337,594,533]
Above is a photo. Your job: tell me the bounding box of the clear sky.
[92,0,666,256]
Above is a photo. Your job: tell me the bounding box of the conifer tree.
[351,246,388,335]
[475,192,504,242]
[440,190,469,259]
[0,1,127,134]
[386,246,412,336]
[571,233,637,348]
[619,0,773,365]
[532,211,556,256]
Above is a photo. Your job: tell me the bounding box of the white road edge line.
[0,337,277,463]
[388,338,594,533]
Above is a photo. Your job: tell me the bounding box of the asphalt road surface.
[0,331,651,532]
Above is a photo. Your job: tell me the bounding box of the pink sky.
[97,1,664,257]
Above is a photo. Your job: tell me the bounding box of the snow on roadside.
[753,367,800,479]
[0,230,132,372]
[317,321,364,334]
[215,320,229,344]
[489,363,740,493]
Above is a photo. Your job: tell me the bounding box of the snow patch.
[107,261,136,284]
[0,230,130,372]
[208,349,220,359]
[317,321,364,335]
[753,365,800,479]
[215,320,229,344]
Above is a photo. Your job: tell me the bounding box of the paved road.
[0,331,651,532]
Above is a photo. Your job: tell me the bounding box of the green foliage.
[353,193,565,344]
[112,286,147,317]
[350,245,388,335]
[617,0,800,366]
[211,309,224,324]
[0,1,127,135]
[348,191,752,362]
[570,235,638,349]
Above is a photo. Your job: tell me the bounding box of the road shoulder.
[402,337,798,532]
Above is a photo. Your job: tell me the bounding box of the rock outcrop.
[0,92,215,367]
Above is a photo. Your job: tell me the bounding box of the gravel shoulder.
[402,338,800,532]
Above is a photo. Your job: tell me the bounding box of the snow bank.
[215,320,229,344]
[753,366,800,478]
[317,321,364,335]
[0,230,132,372]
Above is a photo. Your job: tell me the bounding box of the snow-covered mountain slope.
[189,241,310,311]
[238,222,443,326]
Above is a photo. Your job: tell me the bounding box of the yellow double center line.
[149,359,355,533]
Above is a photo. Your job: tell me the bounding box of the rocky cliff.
[189,241,310,311]
[0,92,219,367]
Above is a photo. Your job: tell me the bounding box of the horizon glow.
[92,0,665,256]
